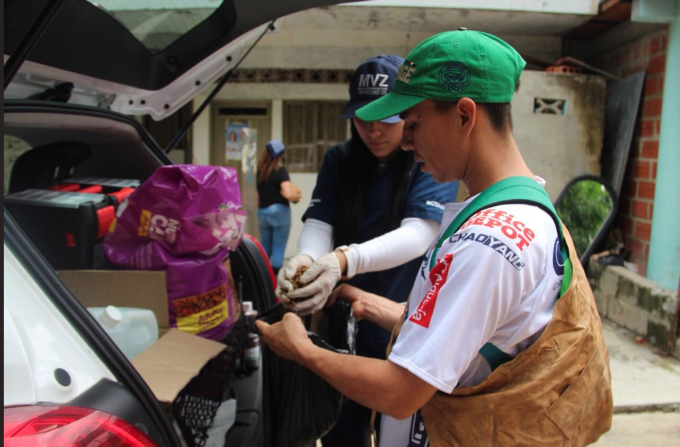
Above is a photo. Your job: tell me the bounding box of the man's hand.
[255,313,313,361]
[287,252,341,315]
[328,284,406,331]
[326,283,372,322]
[276,254,313,303]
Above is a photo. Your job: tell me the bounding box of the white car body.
[4,245,115,407]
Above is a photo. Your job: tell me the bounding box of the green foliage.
[557,180,613,257]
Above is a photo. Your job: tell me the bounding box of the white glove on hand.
[287,252,342,315]
[275,254,313,303]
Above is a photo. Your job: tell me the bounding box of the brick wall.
[596,28,669,276]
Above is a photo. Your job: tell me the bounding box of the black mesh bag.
[171,314,248,447]
[258,302,357,447]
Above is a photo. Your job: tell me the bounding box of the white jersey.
[379,179,564,447]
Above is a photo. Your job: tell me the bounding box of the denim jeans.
[257,203,291,270]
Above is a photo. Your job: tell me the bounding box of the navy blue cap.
[266,140,285,158]
[339,55,404,124]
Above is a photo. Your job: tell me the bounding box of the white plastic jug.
[87,306,159,360]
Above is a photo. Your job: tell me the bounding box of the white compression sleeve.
[345,217,439,276]
[297,218,334,261]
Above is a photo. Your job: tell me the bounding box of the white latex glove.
[287,252,342,315]
[276,254,313,303]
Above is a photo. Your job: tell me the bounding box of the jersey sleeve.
[403,168,460,222]
[302,147,342,225]
[388,208,551,393]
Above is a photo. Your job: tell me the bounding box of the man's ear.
[456,98,476,136]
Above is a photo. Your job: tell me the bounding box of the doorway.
[211,101,272,240]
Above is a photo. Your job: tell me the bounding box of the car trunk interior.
[4,110,166,183]
[4,103,272,447]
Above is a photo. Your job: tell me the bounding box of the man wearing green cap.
[257,29,612,446]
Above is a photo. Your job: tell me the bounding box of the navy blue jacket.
[303,143,459,358]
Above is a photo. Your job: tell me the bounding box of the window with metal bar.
[283,101,349,173]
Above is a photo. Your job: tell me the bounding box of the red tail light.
[4,406,159,447]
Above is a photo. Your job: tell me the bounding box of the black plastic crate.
[4,189,111,269]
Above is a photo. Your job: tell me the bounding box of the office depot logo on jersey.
[460,208,536,251]
[410,253,453,328]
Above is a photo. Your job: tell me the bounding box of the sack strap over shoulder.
[429,176,573,370]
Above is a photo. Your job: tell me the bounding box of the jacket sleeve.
[403,167,460,222]
[302,146,342,225]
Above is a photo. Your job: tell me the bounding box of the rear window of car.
[88,0,222,53]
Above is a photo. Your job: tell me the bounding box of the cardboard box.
[58,270,170,332]
[131,328,226,404]
[58,269,228,404]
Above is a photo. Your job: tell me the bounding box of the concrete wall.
[513,71,606,200]
[240,7,572,72]
[245,32,563,73]
[348,1,600,15]
[588,261,679,358]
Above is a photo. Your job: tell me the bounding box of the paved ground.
[591,319,680,446]
[592,412,680,447]
[602,318,680,409]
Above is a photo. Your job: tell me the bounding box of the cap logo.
[397,61,417,84]
[357,73,389,95]
[438,62,470,93]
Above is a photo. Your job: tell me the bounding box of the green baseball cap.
[356,29,526,122]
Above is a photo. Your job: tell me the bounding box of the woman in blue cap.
[256,140,301,275]
[276,55,459,446]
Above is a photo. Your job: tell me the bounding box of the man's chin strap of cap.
[428,176,573,371]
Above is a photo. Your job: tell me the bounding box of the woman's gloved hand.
[276,254,313,303]
[287,252,342,315]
